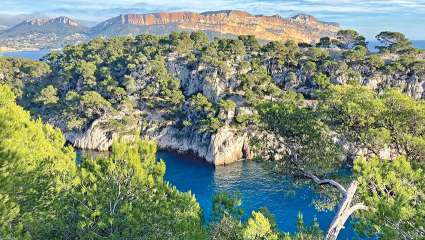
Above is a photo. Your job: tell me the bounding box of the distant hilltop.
[0,16,87,38]
[0,10,341,50]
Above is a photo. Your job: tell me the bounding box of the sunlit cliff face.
[105,10,340,43]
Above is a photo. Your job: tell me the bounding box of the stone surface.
[139,117,250,165]
[65,118,113,151]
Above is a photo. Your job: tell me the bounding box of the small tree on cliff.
[239,35,261,53]
[336,29,367,49]
[36,85,59,105]
[376,31,413,53]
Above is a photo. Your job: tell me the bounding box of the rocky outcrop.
[269,60,425,100]
[62,108,141,152]
[207,127,249,165]
[126,53,254,165]
[62,103,251,165]
[64,117,139,151]
[65,118,114,151]
[138,111,250,165]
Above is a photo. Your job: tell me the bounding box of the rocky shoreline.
[64,115,252,165]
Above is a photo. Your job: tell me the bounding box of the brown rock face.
[109,10,340,43]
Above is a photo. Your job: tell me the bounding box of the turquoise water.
[0,49,51,60]
[157,151,356,239]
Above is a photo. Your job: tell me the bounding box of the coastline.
[0,47,41,53]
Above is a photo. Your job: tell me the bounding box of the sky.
[1,0,425,40]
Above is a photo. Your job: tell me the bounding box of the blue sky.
[1,0,425,40]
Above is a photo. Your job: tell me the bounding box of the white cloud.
[3,0,425,15]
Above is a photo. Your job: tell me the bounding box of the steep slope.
[90,10,340,43]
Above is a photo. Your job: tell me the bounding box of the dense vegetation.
[0,29,424,239]
[0,84,204,239]
[0,84,325,239]
[0,57,50,103]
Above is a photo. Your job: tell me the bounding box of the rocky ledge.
[143,124,250,165]
[64,109,251,165]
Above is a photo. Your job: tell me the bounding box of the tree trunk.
[292,156,368,240]
[325,181,367,240]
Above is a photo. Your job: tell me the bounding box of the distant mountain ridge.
[90,10,340,42]
[0,10,341,50]
[0,16,87,38]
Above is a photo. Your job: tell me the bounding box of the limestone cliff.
[141,121,249,165]
[90,10,340,43]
